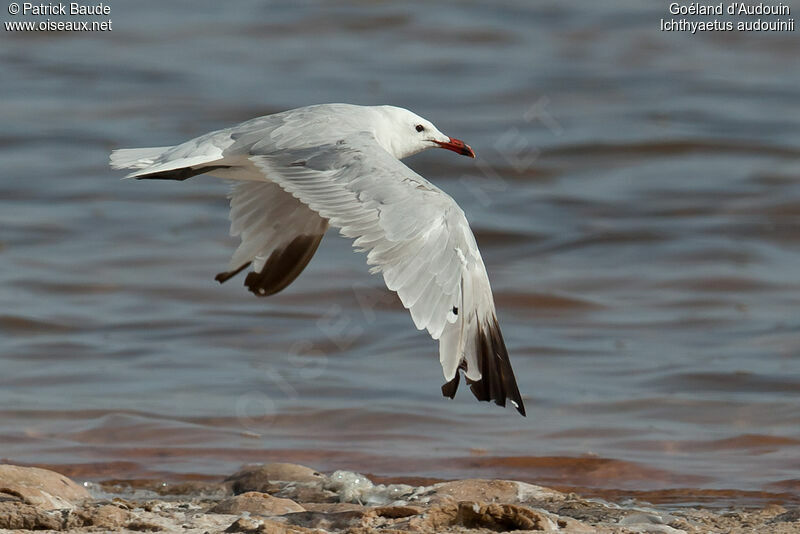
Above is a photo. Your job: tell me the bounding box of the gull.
[110,103,525,415]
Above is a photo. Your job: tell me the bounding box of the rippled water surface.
[2,1,800,503]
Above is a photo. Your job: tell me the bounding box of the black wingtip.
[441,372,460,399]
[243,234,324,298]
[465,316,526,416]
[215,262,251,284]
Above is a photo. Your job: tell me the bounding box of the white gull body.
[110,103,524,415]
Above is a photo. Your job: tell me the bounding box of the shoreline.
[2,462,800,533]
[17,460,800,511]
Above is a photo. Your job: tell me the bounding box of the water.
[1,0,800,504]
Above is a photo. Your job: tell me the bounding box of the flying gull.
[110,103,525,415]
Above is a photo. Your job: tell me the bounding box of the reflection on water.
[1,0,799,503]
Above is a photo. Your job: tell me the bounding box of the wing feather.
[216,181,329,296]
[249,134,525,414]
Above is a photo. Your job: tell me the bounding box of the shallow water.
[1,0,800,502]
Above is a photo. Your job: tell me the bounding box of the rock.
[459,501,552,530]
[283,510,366,530]
[620,511,669,525]
[126,519,165,531]
[226,517,263,533]
[0,501,63,530]
[555,498,626,523]
[262,519,319,534]
[771,509,800,523]
[408,501,557,532]
[0,463,790,534]
[210,491,306,515]
[0,464,91,510]
[227,463,324,493]
[274,483,338,503]
[410,503,457,531]
[111,496,135,510]
[301,502,366,513]
[550,515,597,533]
[369,505,424,518]
[155,480,229,497]
[226,464,336,503]
[516,481,568,503]
[225,516,320,534]
[419,479,522,504]
[358,505,429,533]
[615,525,686,534]
[78,503,131,528]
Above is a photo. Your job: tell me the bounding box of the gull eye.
[415,124,425,133]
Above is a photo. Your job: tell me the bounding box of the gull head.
[372,105,475,160]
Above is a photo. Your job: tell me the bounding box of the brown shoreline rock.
[457,501,551,530]
[227,463,324,491]
[0,463,794,534]
[77,503,131,529]
[283,510,366,530]
[301,502,366,513]
[0,464,91,510]
[226,463,337,502]
[225,516,319,533]
[409,501,554,532]
[369,505,424,518]
[0,501,63,530]
[414,478,565,506]
[424,479,520,504]
[210,491,306,515]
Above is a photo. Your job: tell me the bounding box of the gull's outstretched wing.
[215,181,328,297]
[250,133,525,415]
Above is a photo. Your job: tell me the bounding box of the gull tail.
[110,146,228,180]
[110,146,172,173]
